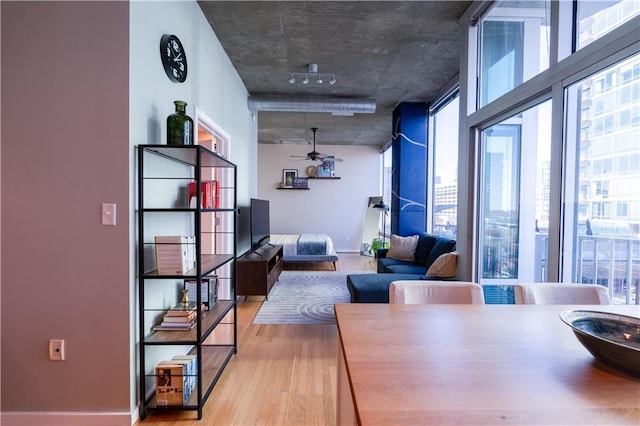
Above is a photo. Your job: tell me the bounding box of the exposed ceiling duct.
[248,95,376,116]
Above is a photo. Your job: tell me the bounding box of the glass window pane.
[479,99,552,283]
[478,1,550,107]
[563,52,640,304]
[432,94,459,239]
[576,0,640,50]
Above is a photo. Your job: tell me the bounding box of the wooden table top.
[335,304,640,426]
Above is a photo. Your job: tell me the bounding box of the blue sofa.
[347,233,456,303]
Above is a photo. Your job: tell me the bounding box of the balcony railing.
[575,235,640,304]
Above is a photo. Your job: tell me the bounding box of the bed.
[270,234,339,270]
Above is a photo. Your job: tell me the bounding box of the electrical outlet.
[49,339,65,361]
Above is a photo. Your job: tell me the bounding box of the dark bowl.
[560,310,640,378]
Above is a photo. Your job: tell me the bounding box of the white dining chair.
[389,280,485,304]
[513,283,611,304]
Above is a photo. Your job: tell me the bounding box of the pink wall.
[1,1,131,413]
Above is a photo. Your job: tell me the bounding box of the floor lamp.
[372,201,390,249]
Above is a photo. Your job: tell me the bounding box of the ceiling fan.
[290,127,343,162]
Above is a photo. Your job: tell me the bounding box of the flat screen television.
[236,205,252,257]
[250,198,270,251]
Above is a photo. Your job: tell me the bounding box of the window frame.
[458,2,640,284]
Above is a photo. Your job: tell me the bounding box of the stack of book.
[154,235,195,274]
[155,354,197,406]
[153,302,206,331]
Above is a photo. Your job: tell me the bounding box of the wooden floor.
[140,253,376,425]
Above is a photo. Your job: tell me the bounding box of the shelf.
[141,207,237,213]
[276,187,310,190]
[143,345,235,411]
[139,144,235,168]
[145,300,235,344]
[138,144,237,420]
[308,176,340,179]
[142,254,235,278]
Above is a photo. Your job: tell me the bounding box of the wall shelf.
[277,187,310,190]
[308,176,341,179]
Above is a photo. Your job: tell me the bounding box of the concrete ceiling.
[198,1,472,149]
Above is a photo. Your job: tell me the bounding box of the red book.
[188,181,212,209]
[212,180,220,208]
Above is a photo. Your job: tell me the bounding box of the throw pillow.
[426,252,458,278]
[386,234,419,261]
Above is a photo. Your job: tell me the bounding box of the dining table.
[335,303,640,425]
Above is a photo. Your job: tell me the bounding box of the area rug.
[253,271,357,324]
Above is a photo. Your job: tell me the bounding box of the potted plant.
[369,237,389,258]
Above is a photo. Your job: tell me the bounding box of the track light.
[287,63,336,86]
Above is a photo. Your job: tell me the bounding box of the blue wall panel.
[391,102,427,236]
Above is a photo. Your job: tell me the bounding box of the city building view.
[427,0,639,303]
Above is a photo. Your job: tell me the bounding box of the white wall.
[129,0,256,419]
[257,143,381,252]
[129,1,257,204]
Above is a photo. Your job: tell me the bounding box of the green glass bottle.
[167,100,194,145]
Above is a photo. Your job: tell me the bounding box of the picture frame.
[282,169,298,188]
[293,177,308,189]
[183,276,217,309]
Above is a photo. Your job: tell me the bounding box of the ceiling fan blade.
[321,155,344,162]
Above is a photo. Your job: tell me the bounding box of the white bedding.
[270,234,338,261]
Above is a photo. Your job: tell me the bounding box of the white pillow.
[386,234,419,261]
[426,252,458,278]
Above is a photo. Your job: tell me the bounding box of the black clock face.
[160,34,187,83]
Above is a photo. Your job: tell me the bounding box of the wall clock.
[160,34,187,83]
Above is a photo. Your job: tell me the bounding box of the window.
[381,146,392,237]
[576,0,640,51]
[463,0,639,304]
[429,90,459,239]
[479,99,551,283]
[564,53,639,303]
[478,0,550,108]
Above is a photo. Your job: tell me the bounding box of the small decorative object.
[317,159,335,177]
[167,100,193,145]
[184,277,218,310]
[160,34,188,83]
[293,177,308,189]
[282,169,298,188]
[181,289,189,307]
[305,165,317,177]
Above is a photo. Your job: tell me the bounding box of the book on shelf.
[154,235,195,274]
[162,312,197,323]
[171,355,197,397]
[188,180,220,209]
[211,180,220,208]
[155,363,186,406]
[153,321,196,331]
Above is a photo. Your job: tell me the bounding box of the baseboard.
[1,409,138,426]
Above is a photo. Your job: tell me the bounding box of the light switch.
[101,203,116,226]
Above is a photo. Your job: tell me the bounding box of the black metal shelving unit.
[137,144,237,420]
